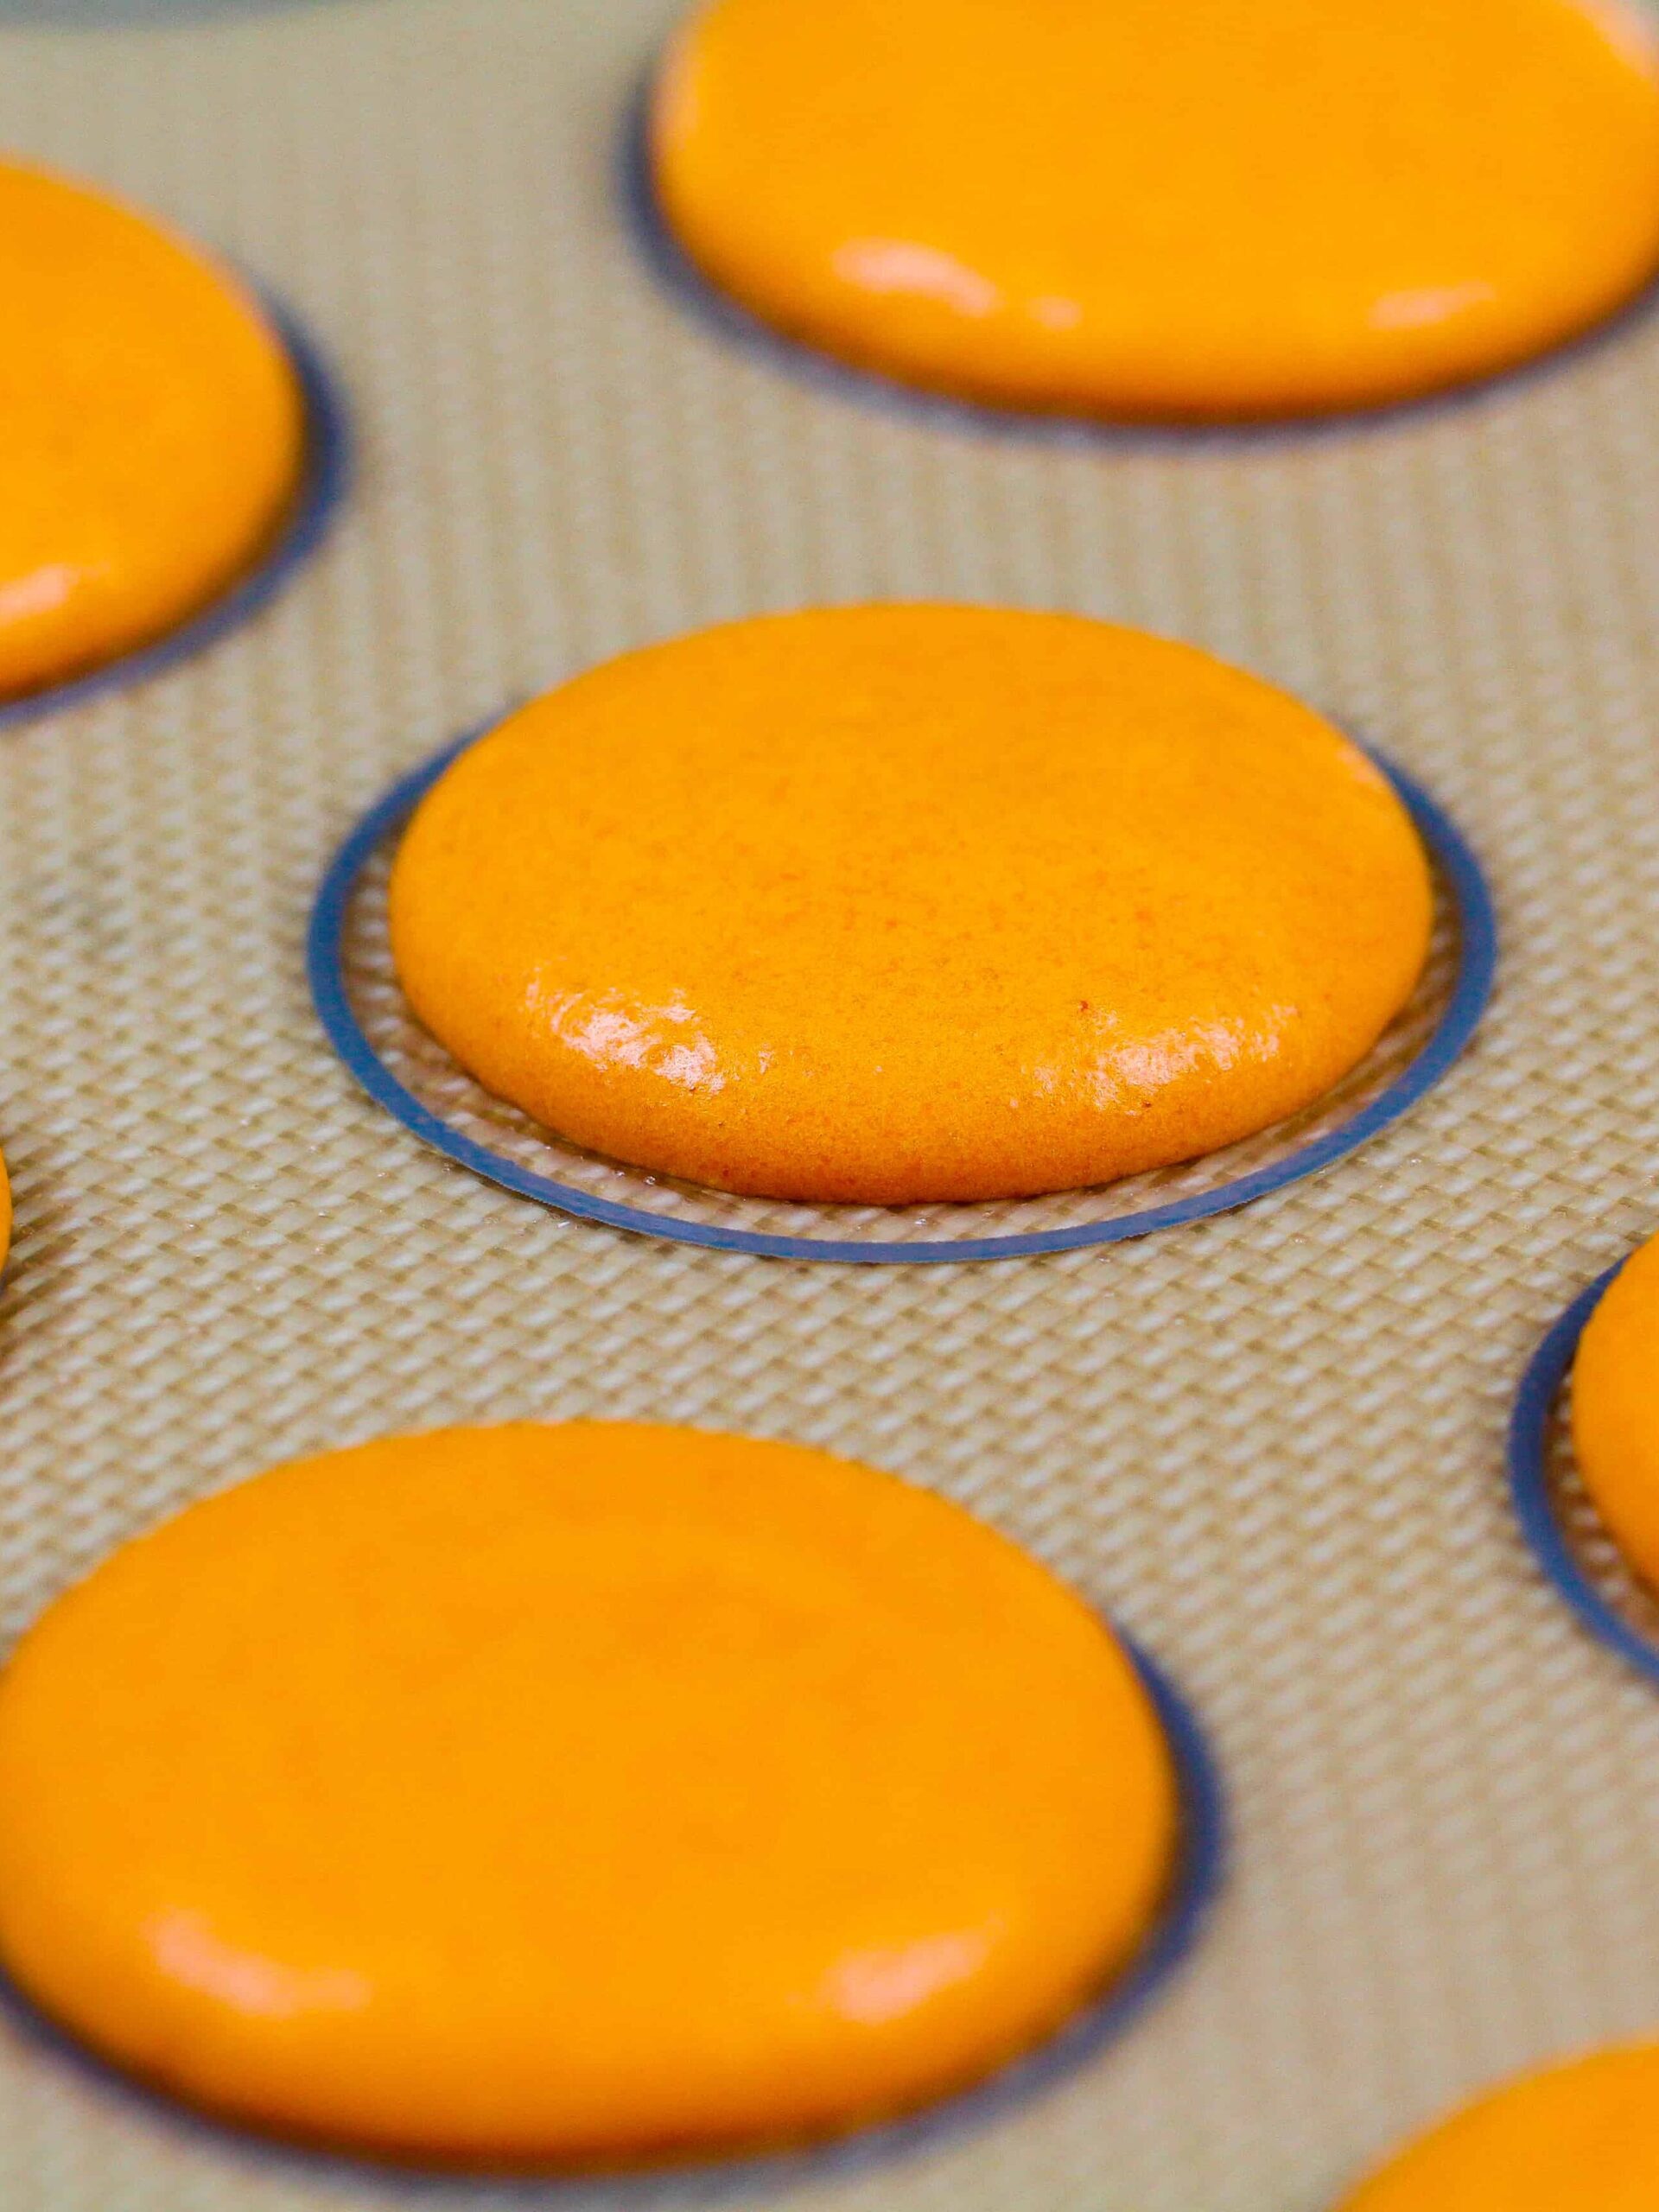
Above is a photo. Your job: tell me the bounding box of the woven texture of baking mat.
[3,1,1659,2204]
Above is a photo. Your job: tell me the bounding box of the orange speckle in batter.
[0,1421,1179,2165]
[650,0,1659,419]
[0,159,305,702]
[1335,2042,1659,2209]
[1573,1230,1659,1592]
[389,606,1433,1205]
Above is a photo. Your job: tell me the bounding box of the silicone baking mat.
[3,2,1659,2207]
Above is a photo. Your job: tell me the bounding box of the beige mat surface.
[3,2,1659,2203]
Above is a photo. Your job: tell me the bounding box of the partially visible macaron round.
[0,158,305,702]
[1573,1230,1659,1591]
[0,1420,1182,2165]
[651,0,1659,419]
[389,605,1433,1205]
[1335,2042,1659,2208]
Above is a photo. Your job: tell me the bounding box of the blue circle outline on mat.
[309,726,1497,1264]
[0,293,348,732]
[1508,1259,1659,1685]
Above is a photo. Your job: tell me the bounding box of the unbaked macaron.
[389,605,1434,1205]
[651,0,1659,419]
[0,1421,1182,2164]
[1335,2042,1659,2208]
[0,158,305,702]
[1573,1230,1659,1593]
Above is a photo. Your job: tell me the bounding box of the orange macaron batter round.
[0,1420,1179,2166]
[388,606,1434,1206]
[1573,1230,1659,1592]
[1334,2042,1659,2209]
[0,159,305,702]
[649,0,1659,419]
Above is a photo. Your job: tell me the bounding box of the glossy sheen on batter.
[0,160,305,702]
[1573,1231,1659,1592]
[390,607,1433,1205]
[650,0,1659,419]
[0,1421,1179,2165]
[1336,2044,1659,2209]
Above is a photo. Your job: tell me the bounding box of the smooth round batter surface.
[1573,1231,1659,1591]
[0,1420,1179,2164]
[0,160,305,702]
[389,606,1433,1205]
[650,0,1659,419]
[1336,2044,1659,2209]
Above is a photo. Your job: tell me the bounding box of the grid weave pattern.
[3,1,1659,2205]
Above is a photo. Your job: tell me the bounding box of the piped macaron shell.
[0,159,305,702]
[1573,1230,1659,1594]
[1335,2042,1659,2208]
[389,606,1434,1205]
[650,0,1659,419]
[0,1421,1182,2165]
